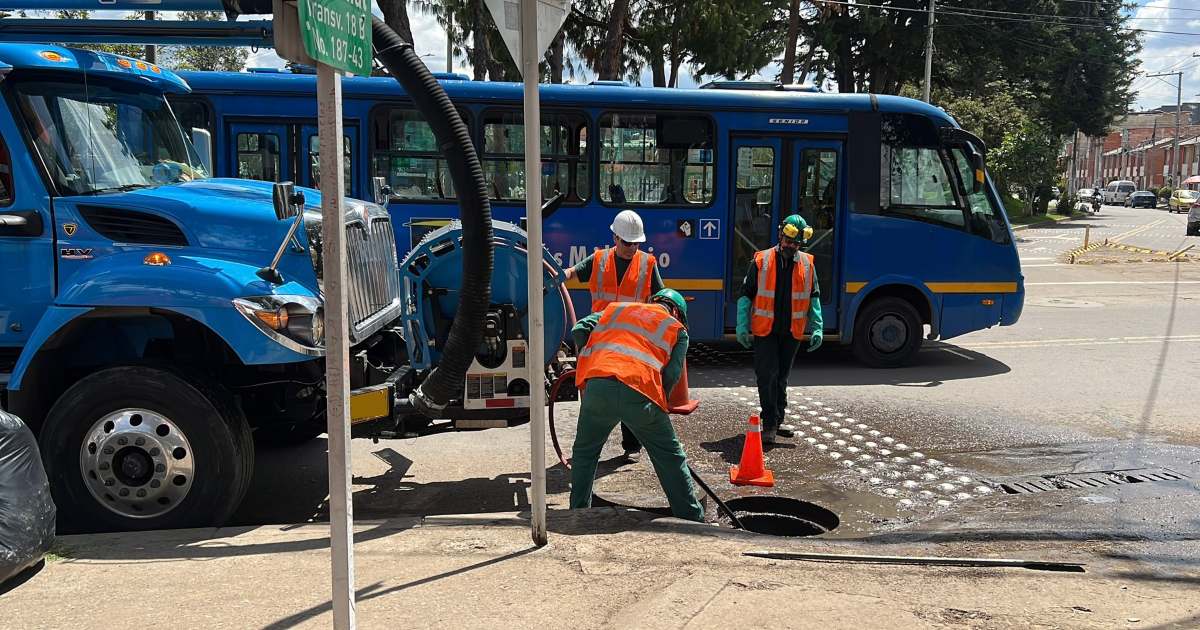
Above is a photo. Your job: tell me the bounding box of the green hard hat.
[651,288,688,325]
[780,214,813,242]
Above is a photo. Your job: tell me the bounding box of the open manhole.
[1000,468,1189,495]
[723,496,839,537]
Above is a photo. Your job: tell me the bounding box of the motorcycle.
[1091,195,1101,214]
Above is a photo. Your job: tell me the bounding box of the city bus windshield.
[12,75,207,195]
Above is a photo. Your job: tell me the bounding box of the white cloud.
[1130,0,1200,110]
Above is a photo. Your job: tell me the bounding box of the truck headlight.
[234,295,324,356]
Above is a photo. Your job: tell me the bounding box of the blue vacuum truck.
[0,34,574,532]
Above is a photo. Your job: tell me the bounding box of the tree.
[992,121,1061,215]
[53,10,145,59]
[377,0,415,47]
[166,12,250,72]
[780,0,801,84]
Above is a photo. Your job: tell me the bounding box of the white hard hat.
[610,210,646,243]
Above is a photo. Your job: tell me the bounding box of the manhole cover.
[722,496,839,537]
[1026,297,1104,308]
[1000,468,1188,494]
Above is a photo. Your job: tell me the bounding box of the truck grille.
[346,216,401,340]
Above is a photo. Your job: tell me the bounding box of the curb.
[1011,214,1085,232]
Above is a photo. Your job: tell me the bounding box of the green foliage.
[992,120,1061,214]
[1158,186,1173,200]
[167,12,250,72]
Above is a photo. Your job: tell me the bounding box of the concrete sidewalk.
[3,509,1197,629]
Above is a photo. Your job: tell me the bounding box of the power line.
[810,0,1200,36]
[1056,0,1200,13]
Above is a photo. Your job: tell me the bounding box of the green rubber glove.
[807,328,823,352]
[736,296,753,349]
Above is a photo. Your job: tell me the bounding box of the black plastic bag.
[0,410,55,584]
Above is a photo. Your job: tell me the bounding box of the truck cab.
[0,44,408,532]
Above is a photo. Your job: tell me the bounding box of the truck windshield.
[11,76,207,195]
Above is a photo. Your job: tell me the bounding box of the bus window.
[166,95,213,136]
[480,110,589,202]
[237,132,280,182]
[950,148,1009,244]
[0,135,11,206]
[733,146,776,297]
[796,148,838,298]
[880,144,964,229]
[599,112,713,206]
[309,135,352,192]
[370,107,467,200]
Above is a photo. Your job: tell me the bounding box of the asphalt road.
[1017,201,1196,263]
[233,206,1200,576]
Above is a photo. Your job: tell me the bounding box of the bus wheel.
[39,366,254,533]
[852,297,923,368]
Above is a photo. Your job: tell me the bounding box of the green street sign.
[298,0,372,76]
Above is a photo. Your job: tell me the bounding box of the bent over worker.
[562,209,664,459]
[736,214,824,445]
[569,289,705,522]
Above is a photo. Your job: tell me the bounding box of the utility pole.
[1147,71,1183,187]
[922,0,935,102]
[446,13,453,73]
[143,10,156,63]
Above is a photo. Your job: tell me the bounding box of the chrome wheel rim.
[79,409,194,519]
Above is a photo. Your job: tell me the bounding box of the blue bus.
[172,71,1023,366]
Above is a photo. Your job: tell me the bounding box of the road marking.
[1110,219,1166,244]
[940,348,975,361]
[1025,280,1200,286]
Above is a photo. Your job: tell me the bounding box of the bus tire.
[38,366,254,533]
[851,297,923,368]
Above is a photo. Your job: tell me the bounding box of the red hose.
[547,369,576,470]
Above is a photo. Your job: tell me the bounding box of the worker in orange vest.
[735,214,824,445]
[562,209,664,459]
[569,289,704,522]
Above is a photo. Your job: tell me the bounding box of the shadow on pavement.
[260,546,541,630]
[688,342,1010,389]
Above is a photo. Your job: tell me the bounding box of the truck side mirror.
[272,181,304,220]
[371,176,393,206]
[191,128,213,175]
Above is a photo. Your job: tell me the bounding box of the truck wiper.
[79,183,152,196]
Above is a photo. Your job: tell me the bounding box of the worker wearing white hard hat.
[563,209,665,460]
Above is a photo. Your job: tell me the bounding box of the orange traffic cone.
[730,415,775,487]
[668,358,699,415]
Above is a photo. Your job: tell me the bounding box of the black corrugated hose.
[371,17,494,416]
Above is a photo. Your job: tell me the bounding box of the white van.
[1103,180,1136,205]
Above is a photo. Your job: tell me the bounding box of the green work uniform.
[572,250,665,453]
[740,249,822,434]
[568,310,704,522]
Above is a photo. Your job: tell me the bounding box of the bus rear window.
[599,112,713,206]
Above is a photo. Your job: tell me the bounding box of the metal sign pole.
[318,62,357,629]
[521,0,548,547]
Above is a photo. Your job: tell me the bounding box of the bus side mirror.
[191,128,212,175]
[371,176,393,205]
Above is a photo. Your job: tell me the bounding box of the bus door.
[726,137,784,326]
[299,125,358,199]
[228,122,291,184]
[787,140,843,330]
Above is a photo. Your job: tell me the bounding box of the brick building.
[1064,104,1200,192]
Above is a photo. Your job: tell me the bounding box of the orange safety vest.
[575,302,683,411]
[588,247,656,313]
[750,248,814,340]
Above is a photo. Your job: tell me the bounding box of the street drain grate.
[1000,468,1189,495]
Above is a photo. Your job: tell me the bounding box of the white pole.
[922,0,934,103]
[318,63,357,629]
[521,0,548,547]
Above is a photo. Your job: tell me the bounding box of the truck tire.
[38,366,254,533]
[851,297,923,368]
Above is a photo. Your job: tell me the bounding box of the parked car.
[1102,180,1136,205]
[1126,190,1158,208]
[1168,189,1199,213]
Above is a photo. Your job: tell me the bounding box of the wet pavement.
[227,211,1200,579]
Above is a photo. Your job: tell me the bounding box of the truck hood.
[75,178,324,253]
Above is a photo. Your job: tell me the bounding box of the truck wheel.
[851,297,923,368]
[39,366,254,533]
